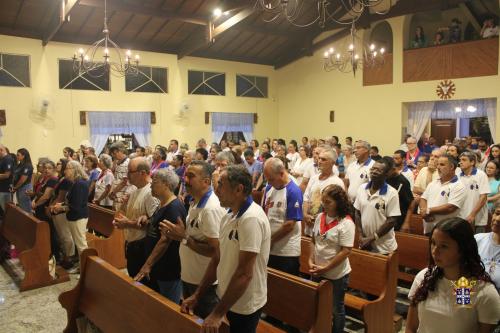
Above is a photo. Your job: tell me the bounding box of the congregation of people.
[1,132,500,333]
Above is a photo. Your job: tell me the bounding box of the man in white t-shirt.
[162,160,226,319]
[458,151,490,233]
[300,145,339,193]
[113,157,159,278]
[181,165,270,333]
[263,158,303,276]
[303,149,344,236]
[354,159,400,254]
[166,139,181,163]
[420,155,466,235]
[345,140,374,202]
[414,148,442,195]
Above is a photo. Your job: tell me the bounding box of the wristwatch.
[181,236,189,245]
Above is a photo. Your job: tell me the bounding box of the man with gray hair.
[263,157,303,275]
[303,149,345,235]
[212,151,235,192]
[345,140,375,202]
[181,165,270,333]
[162,160,226,318]
[113,157,160,278]
[0,144,14,213]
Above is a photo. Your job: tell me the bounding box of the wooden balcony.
[363,53,393,86]
[403,37,498,82]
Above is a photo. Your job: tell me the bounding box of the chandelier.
[255,0,392,28]
[323,21,386,75]
[72,0,140,77]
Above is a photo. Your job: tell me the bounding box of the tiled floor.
[0,258,408,332]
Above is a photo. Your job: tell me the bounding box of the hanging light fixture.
[322,21,386,76]
[72,0,140,77]
[255,0,392,28]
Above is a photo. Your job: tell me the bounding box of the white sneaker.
[48,255,56,279]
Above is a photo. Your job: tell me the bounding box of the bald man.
[113,157,159,280]
[263,158,303,276]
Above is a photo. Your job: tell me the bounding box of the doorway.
[431,119,456,146]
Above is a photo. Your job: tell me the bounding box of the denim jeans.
[0,192,12,215]
[328,274,349,333]
[182,281,219,319]
[157,279,182,304]
[227,307,263,333]
[16,183,32,214]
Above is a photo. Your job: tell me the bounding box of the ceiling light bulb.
[336,53,341,59]
[467,105,477,112]
[380,48,385,54]
[126,50,132,56]
[84,55,89,61]
[213,8,222,17]
[135,54,140,60]
[324,51,329,58]
[370,44,375,50]
[349,44,354,51]
[455,107,462,112]
[78,48,84,55]
[329,47,334,54]
[104,48,109,55]
[354,54,359,60]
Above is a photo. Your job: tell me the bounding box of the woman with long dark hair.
[486,160,500,212]
[406,218,500,333]
[12,148,34,213]
[309,184,355,333]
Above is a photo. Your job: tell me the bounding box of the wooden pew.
[395,231,429,284]
[59,248,230,333]
[258,268,333,333]
[0,203,69,291]
[300,236,398,333]
[86,204,126,269]
[409,214,424,235]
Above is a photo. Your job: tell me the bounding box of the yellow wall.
[0,34,278,161]
[276,16,500,155]
[1,12,500,161]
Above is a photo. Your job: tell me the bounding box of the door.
[431,119,456,146]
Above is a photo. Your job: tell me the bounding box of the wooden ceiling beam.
[177,6,254,59]
[78,0,209,26]
[43,0,80,46]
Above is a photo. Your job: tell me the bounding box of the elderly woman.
[151,146,168,175]
[52,161,89,273]
[208,145,221,166]
[134,169,187,302]
[93,154,115,209]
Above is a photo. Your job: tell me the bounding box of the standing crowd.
[1,133,500,333]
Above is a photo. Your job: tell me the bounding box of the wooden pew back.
[2,203,39,252]
[409,214,424,235]
[348,250,392,296]
[1,203,69,291]
[86,204,126,269]
[395,231,429,283]
[59,249,229,333]
[87,204,115,237]
[264,268,332,333]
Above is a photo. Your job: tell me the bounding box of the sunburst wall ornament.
[436,80,456,100]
